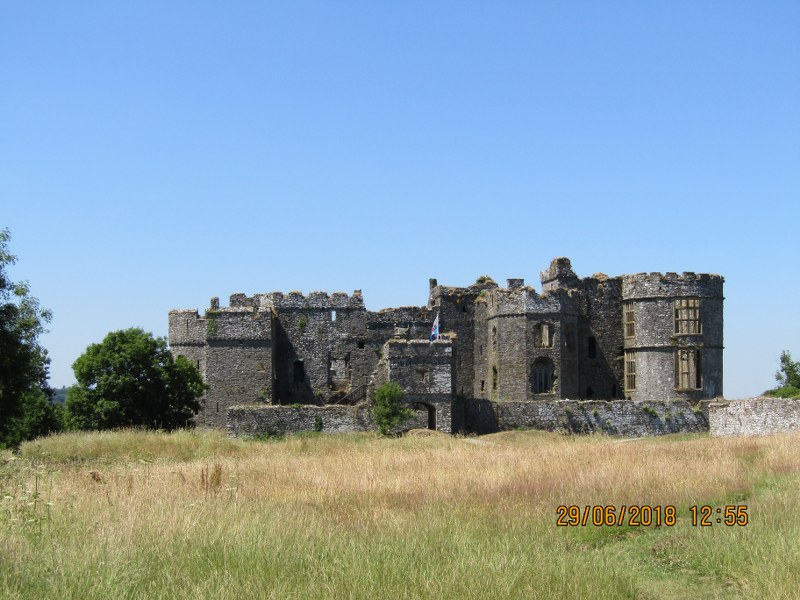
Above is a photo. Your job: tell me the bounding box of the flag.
[429,313,439,342]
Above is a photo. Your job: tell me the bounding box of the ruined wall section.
[576,276,624,399]
[384,339,455,432]
[262,290,435,405]
[485,399,708,436]
[168,309,208,377]
[623,273,724,401]
[540,257,580,294]
[264,291,367,404]
[203,299,273,428]
[364,305,434,399]
[524,289,569,399]
[430,277,498,399]
[709,397,800,436]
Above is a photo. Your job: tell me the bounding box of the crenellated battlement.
[257,290,365,310]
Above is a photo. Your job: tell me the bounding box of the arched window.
[492,326,497,352]
[532,359,554,394]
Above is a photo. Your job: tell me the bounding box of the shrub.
[372,382,413,436]
[766,385,800,399]
[297,315,309,332]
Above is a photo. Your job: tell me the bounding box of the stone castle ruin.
[168,258,724,436]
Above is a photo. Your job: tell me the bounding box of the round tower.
[622,272,723,401]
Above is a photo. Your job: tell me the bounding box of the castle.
[168,258,723,434]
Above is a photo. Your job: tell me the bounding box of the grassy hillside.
[2,429,800,599]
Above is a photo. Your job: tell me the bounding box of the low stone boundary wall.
[708,397,800,436]
[468,399,708,437]
[227,404,429,437]
[228,399,710,438]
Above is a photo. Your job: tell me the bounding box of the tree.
[0,228,56,447]
[767,350,800,399]
[66,328,206,430]
[776,351,800,389]
[372,381,413,436]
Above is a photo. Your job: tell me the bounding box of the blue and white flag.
[429,313,439,342]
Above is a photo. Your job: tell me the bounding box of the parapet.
[168,309,207,346]
[258,290,365,310]
[622,272,724,300]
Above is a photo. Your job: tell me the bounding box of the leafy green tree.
[373,381,413,436]
[0,229,57,447]
[13,389,65,442]
[776,351,800,389]
[66,328,206,430]
[767,350,800,399]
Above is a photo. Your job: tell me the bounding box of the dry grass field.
[2,428,800,599]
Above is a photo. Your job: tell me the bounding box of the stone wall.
[708,397,800,436]
[465,399,708,437]
[268,291,368,405]
[384,339,455,432]
[577,276,624,400]
[169,303,273,429]
[227,398,709,438]
[227,404,429,436]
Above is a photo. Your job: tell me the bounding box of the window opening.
[536,323,553,348]
[625,351,636,391]
[676,348,702,389]
[293,360,305,383]
[532,360,554,394]
[624,303,635,338]
[331,310,337,321]
[674,298,701,334]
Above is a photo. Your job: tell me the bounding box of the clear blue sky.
[2,2,798,398]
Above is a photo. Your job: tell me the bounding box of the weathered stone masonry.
[169,257,725,436]
[708,397,800,436]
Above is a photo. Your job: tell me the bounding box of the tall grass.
[2,429,800,598]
